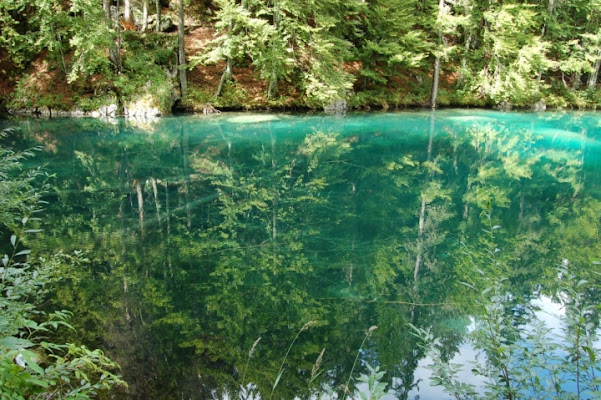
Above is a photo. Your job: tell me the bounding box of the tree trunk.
[103,0,121,72]
[413,114,435,282]
[142,0,148,31]
[267,1,280,99]
[587,54,601,89]
[430,55,441,109]
[124,0,134,23]
[181,123,192,229]
[178,0,187,97]
[459,33,472,85]
[215,57,232,97]
[268,68,277,99]
[155,0,161,32]
[430,0,445,109]
[573,72,582,90]
[150,177,162,228]
[136,181,145,237]
[164,180,173,278]
[537,0,556,86]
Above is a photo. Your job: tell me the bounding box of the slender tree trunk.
[178,0,187,97]
[215,57,232,97]
[268,68,277,99]
[103,0,110,19]
[164,180,173,278]
[142,0,148,31]
[150,177,162,228]
[271,132,277,240]
[430,0,446,109]
[103,0,121,72]
[54,31,68,79]
[573,72,582,90]
[268,1,280,99]
[414,114,435,282]
[459,33,472,85]
[155,0,161,32]
[136,181,145,237]
[181,123,192,229]
[588,54,601,89]
[431,56,441,109]
[537,0,556,86]
[124,0,134,23]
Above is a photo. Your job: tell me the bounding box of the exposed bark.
[178,0,187,97]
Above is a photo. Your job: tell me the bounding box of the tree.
[178,0,187,97]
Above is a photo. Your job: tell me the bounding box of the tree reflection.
[5,111,601,399]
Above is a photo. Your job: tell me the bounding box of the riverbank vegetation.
[3,0,601,115]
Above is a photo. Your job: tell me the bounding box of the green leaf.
[0,336,35,349]
[14,249,31,256]
[273,369,284,391]
[582,345,596,363]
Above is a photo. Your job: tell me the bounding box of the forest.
[2,0,601,115]
[2,1,601,399]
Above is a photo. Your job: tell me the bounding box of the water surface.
[3,109,601,399]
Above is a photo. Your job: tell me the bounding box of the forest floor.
[0,8,444,114]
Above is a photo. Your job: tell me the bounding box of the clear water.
[2,109,601,399]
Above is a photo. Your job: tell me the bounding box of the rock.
[150,15,175,32]
[532,100,546,112]
[324,100,347,114]
[8,108,35,115]
[70,108,85,117]
[97,103,118,117]
[38,106,51,116]
[496,101,512,111]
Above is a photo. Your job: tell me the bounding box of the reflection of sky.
[403,296,597,400]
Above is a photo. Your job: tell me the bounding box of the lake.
[2,109,601,399]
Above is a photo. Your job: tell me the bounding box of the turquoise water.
[2,109,601,399]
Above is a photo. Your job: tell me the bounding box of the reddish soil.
[185,26,271,104]
[0,48,16,103]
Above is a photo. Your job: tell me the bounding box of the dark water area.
[2,110,601,399]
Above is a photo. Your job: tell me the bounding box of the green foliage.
[357,365,389,400]
[0,129,125,399]
[116,33,178,112]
